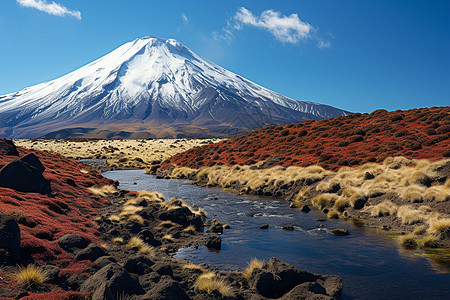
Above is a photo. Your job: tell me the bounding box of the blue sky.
[0,0,448,113]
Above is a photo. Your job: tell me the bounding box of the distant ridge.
[0,36,348,138]
[162,107,450,171]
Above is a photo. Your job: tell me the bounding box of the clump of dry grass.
[311,193,338,210]
[399,234,418,249]
[157,220,178,228]
[137,190,165,202]
[112,237,124,244]
[427,218,450,240]
[87,185,118,197]
[195,272,235,297]
[327,210,340,219]
[14,265,48,287]
[183,225,196,233]
[370,200,398,217]
[162,234,174,242]
[127,237,155,256]
[242,258,265,280]
[182,263,205,272]
[396,206,424,225]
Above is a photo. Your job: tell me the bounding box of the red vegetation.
[163,107,450,171]
[0,147,113,269]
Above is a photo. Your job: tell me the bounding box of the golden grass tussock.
[242,258,265,281]
[80,169,89,174]
[157,220,178,228]
[423,185,450,202]
[182,263,205,272]
[128,214,145,225]
[327,210,340,219]
[399,185,425,203]
[316,180,340,193]
[87,185,118,197]
[112,237,124,244]
[370,200,398,217]
[127,237,154,256]
[14,265,48,286]
[183,225,196,233]
[311,193,338,210]
[396,205,425,225]
[399,234,418,249]
[171,166,197,179]
[162,234,174,242]
[413,225,427,235]
[137,190,165,202]
[109,214,121,222]
[427,218,450,240]
[195,272,235,297]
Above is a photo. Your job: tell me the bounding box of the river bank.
[152,157,450,251]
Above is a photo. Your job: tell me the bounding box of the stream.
[103,169,450,300]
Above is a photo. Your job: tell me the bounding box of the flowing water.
[103,169,450,300]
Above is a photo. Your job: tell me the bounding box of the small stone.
[327,228,350,236]
[282,226,294,231]
[260,224,269,229]
[300,205,311,213]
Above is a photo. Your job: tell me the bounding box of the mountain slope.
[161,107,450,171]
[0,37,348,138]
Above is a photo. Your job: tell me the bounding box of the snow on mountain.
[0,36,349,138]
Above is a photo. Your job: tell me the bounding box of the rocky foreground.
[0,139,343,299]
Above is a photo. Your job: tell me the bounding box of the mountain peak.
[0,37,349,139]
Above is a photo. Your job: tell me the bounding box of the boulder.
[206,219,223,234]
[94,256,117,269]
[300,205,311,213]
[0,213,21,260]
[42,265,60,283]
[73,244,107,262]
[152,261,173,277]
[58,234,90,253]
[158,206,202,227]
[0,139,19,156]
[206,234,221,250]
[80,263,144,297]
[327,229,350,236]
[139,229,161,247]
[249,257,319,298]
[0,154,51,194]
[123,255,154,275]
[137,277,189,300]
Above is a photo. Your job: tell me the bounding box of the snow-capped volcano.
[0,36,349,138]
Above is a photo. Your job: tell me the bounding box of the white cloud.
[317,40,331,49]
[233,7,312,44]
[17,0,81,20]
[181,13,189,24]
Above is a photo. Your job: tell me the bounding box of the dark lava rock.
[223,224,231,229]
[136,277,189,300]
[300,205,311,213]
[260,224,269,229]
[123,255,154,275]
[152,262,173,277]
[327,228,350,236]
[80,263,144,297]
[139,229,161,247]
[94,256,117,269]
[66,273,89,291]
[0,139,19,156]
[249,257,342,299]
[282,225,294,231]
[57,234,89,253]
[125,220,143,233]
[42,265,60,283]
[0,213,21,260]
[206,234,221,250]
[73,244,107,262]
[364,172,375,180]
[159,206,203,228]
[20,153,45,174]
[0,154,51,194]
[206,219,223,234]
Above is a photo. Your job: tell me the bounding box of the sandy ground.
[14,138,222,170]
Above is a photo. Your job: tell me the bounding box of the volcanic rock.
[0,213,21,260]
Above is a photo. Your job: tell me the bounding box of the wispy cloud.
[317,40,331,49]
[214,7,331,49]
[181,13,189,24]
[17,0,81,20]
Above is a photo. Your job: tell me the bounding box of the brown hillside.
[162,107,450,171]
